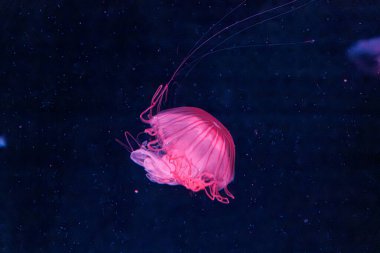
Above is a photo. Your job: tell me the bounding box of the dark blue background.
[1,0,379,252]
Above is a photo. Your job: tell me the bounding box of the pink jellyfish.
[119,0,314,203]
[128,83,235,204]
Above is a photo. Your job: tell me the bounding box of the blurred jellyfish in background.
[0,136,6,149]
[347,37,380,76]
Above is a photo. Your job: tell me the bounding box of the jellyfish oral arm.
[131,146,178,186]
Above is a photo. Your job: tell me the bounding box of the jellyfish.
[119,0,315,203]
[347,37,380,76]
[0,136,6,149]
[130,85,235,204]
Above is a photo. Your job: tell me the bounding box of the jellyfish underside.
[130,106,235,204]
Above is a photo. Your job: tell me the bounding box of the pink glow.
[129,85,235,203]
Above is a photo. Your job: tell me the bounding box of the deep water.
[1,1,379,252]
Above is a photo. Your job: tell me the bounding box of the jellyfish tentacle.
[140,84,169,123]
[180,0,316,83]
[224,186,235,199]
[115,131,140,152]
[167,0,312,87]
[189,0,247,54]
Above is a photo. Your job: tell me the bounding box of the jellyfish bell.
[130,85,235,204]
